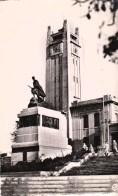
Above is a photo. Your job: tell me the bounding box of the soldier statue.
[28,76,46,103]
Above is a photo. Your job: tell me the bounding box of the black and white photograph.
[0,0,118,195]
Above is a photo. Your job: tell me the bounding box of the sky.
[0,0,118,154]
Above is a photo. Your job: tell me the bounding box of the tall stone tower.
[46,20,81,138]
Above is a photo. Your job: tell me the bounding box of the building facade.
[46,20,82,138]
[70,95,118,152]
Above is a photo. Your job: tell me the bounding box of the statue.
[28,76,46,103]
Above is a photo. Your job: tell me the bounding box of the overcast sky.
[0,0,118,154]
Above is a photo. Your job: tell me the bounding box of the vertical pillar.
[40,114,42,127]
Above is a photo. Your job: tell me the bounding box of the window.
[55,58,56,65]
[76,77,78,83]
[94,113,100,127]
[83,115,88,128]
[59,57,61,64]
[73,76,75,82]
[76,60,78,66]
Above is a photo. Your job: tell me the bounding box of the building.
[11,106,72,165]
[0,153,11,167]
[46,20,82,138]
[70,95,118,152]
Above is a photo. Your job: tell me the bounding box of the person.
[113,140,118,154]
[105,141,109,156]
[83,143,88,151]
[32,76,46,101]
[89,144,95,153]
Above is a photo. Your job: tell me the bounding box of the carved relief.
[18,114,40,128]
[42,115,59,129]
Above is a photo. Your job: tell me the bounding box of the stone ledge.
[12,141,39,148]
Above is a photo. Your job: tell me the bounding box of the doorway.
[111,132,118,150]
[23,150,27,162]
[94,136,100,147]
[83,137,89,147]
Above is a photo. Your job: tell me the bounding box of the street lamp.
[103,95,105,147]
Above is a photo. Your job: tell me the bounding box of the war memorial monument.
[11,19,80,164]
[1,20,118,195]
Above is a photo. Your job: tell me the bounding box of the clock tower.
[46,20,81,139]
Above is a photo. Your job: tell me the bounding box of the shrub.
[1,151,86,173]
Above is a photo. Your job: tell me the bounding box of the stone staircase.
[60,155,118,176]
[1,154,118,195]
[1,175,118,195]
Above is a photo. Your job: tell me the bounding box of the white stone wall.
[16,127,38,143]
[37,107,71,150]
[27,151,38,162]
[11,152,23,165]
[39,146,71,160]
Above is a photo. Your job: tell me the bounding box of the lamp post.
[103,95,105,147]
[107,120,109,145]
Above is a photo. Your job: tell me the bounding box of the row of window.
[83,113,100,128]
[52,57,78,65]
[51,56,79,65]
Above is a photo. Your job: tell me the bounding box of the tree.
[11,121,18,142]
[72,0,118,63]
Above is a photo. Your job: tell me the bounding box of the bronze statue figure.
[28,76,46,103]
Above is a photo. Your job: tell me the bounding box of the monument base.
[11,106,72,165]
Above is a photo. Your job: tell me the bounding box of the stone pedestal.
[97,146,105,157]
[11,106,72,165]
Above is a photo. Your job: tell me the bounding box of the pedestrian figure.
[113,140,118,154]
[89,144,95,153]
[83,143,88,151]
[105,141,109,156]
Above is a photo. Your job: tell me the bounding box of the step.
[1,175,118,180]
[1,175,118,194]
[1,179,116,185]
[1,187,112,193]
[1,183,112,189]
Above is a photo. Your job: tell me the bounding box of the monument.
[11,20,82,164]
[11,77,72,165]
